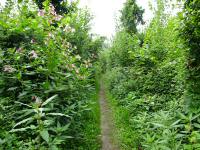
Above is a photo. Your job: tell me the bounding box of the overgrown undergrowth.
[0,1,103,149]
[98,0,200,149]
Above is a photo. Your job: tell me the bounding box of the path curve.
[100,83,119,150]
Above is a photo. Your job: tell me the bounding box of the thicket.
[99,0,200,149]
[0,1,103,149]
[181,0,200,112]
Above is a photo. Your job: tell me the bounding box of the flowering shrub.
[0,1,103,149]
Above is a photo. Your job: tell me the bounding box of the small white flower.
[32,96,42,106]
[63,25,71,32]
[38,9,45,16]
[71,28,76,33]
[66,42,72,48]
[44,40,48,45]
[16,47,23,53]
[54,15,63,21]
[50,4,57,16]
[63,26,75,33]
[3,65,16,73]
[48,32,55,39]
[29,50,38,59]
[75,55,81,60]
[71,64,75,68]
[31,39,36,44]
[75,68,79,74]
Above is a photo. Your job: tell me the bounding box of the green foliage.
[0,0,103,149]
[98,0,200,149]
[120,0,144,33]
[18,0,77,15]
[180,0,200,112]
[75,81,101,150]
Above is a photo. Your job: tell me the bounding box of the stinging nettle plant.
[0,0,103,149]
[10,95,72,148]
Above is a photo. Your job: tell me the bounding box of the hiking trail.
[99,83,119,150]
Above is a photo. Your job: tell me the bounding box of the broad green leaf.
[18,91,28,98]
[13,117,34,128]
[171,119,181,127]
[193,123,200,129]
[10,127,30,132]
[49,145,59,150]
[47,113,71,118]
[61,124,70,131]
[7,87,18,91]
[42,95,58,106]
[192,114,200,121]
[10,125,36,132]
[152,123,166,128]
[0,138,5,145]
[38,108,51,112]
[40,130,49,143]
[176,134,186,139]
[61,135,73,139]
[17,109,35,120]
[193,144,200,148]
[15,101,32,108]
[178,112,188,120]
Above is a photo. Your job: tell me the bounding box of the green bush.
[181,0,200,112]
[98,0,200,149]
[0,1,103,149]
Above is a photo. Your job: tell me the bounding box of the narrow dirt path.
[99,83,119,150]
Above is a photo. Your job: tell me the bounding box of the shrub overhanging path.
[100,83,119,150]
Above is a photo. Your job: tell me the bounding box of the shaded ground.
[99,83,119,150]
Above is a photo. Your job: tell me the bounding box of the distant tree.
[120,0,144,34]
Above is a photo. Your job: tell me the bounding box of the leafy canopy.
[120,0,144,33]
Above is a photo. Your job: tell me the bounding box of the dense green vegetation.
[0,1,103,149]
[1,0,200,149]
[99,0,200,149]
[181,0,200,112]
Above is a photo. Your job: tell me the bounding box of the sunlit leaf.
[40,130,49,143]
[47,113,71,118]
[15,101,32,108]
[13,117,34,129]
[42,95,58,106]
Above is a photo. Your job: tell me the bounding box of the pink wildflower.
[29,50,38,59]
[54,15,63,21]
[32,96,42,106]
[16,47,23,53]
[31,39,36,44]
[50,4,56,16]
[63,26,71,32]
[48,19,53,24]
[38,9,45,16]
[71,64,76,68]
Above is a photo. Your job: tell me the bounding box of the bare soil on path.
[99,83,119,150]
